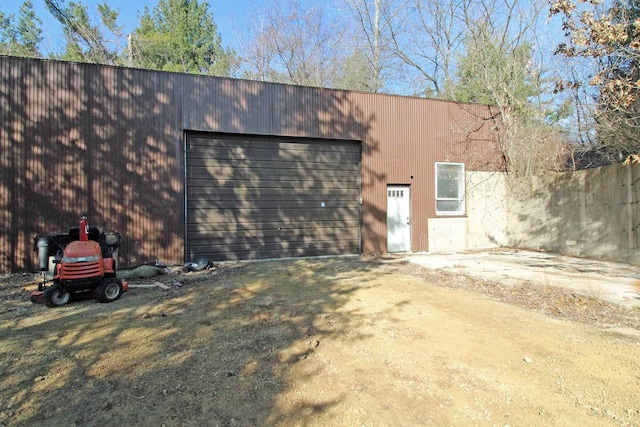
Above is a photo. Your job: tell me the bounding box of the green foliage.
[1,0,236,76]
[333,49,380,92]
[132,0,236,76]
[0,1,42,58]
[451,23,571,175]
[45,0,123,64]
[452,25,541,119]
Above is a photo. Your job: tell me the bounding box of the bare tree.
[384,0,551,99]
[457,19,569,176]
[45,0,127,65]
[389,0,463,96]
[239,1,345,87]
[339,0,567,174]
[340,0,406,92]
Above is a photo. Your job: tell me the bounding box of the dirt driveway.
[1,256,639,426]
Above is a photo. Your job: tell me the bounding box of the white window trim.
[435,162,465,216]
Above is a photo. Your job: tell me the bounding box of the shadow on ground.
[0,257,395,426]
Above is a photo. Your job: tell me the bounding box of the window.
[436,162,465,215]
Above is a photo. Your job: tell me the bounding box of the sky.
[0,0,256,53]
[2,0,565,60]
[0,0,569,99]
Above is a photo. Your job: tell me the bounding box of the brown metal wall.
[181,78,364,139]
[351,92,502,253]
[0,56,500,272]
[0,57,185,271]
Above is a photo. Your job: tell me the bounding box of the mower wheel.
[95,278,122,303]
[43,283,71,308]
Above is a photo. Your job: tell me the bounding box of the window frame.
[435,162,465,216]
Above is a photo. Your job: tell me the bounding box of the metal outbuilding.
[0,56,503,272]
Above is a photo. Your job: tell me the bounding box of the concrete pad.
[406,250,640,310]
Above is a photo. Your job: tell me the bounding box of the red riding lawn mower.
[30,216,128,308]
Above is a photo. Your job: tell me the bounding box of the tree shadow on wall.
[508,165,639,265]
[181,77,386,261]
[0,58,184,270]
[0,57,386,271]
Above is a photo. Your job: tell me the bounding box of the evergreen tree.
[333,49,379,92]
[45,0,123,64]
[0,1,42,58]
[452,24,541,119]
[132,0,236,76]
[452,23,568,175]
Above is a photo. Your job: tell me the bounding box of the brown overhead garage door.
[186,133,361,261]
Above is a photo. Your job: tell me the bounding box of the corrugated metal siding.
[0,56,501,272]
[351,92,501,253]
[181,78,363,140]
[0,57,185,271]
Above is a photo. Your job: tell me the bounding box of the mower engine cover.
[62,240,102,263]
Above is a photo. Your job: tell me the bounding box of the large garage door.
[186,133,361,261]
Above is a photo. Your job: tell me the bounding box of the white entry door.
[387,185,411,252]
